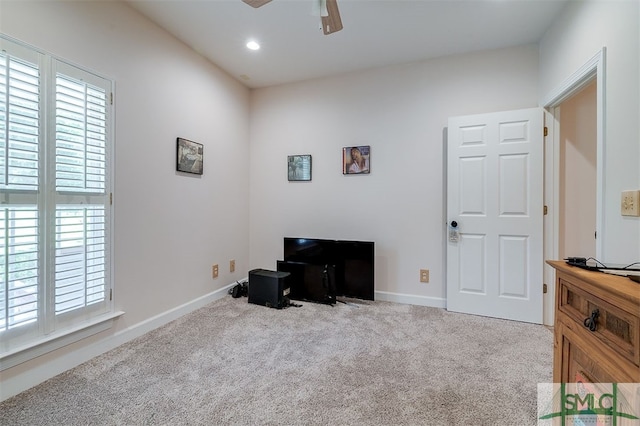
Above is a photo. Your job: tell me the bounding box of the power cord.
[621,261,640,270]
[586,258,640,269]
[284,298,302,308]
[566,257,640,271]
[584,257,608,268]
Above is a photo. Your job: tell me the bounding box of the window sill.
[0,311,125,371]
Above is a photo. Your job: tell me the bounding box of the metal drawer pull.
[583,309,599,332]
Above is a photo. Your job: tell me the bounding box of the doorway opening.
[558,80,597,260]
[542,48,606,325]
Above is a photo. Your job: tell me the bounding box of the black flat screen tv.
[282,237,374,301]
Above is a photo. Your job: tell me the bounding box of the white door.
[446,108,543,324]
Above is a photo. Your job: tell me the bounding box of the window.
[0,36,113,358]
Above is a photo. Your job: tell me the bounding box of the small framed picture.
[288,155,312,181]
[343,145,370,175]
[176,137,203,175]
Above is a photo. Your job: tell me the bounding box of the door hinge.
[110,92,113,105]
[543,283,548,294]
[110,192,113,205]
[543,205,548,215]
[110,288,113,301]
[544,126,548,137]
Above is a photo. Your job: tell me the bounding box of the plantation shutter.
[52,60,110,326]
[0,53,40,190]
[1,35,113,357]
[0,208,39,331]
[0,47,41,335]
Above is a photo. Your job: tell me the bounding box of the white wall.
[248,45,540,305]
[539,0,640,263]
[0,1,250,399]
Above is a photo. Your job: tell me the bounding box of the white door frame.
[541,47,606,325]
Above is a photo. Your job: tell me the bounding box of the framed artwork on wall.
[343,145,370,175]
[288,154,312,181]
[176,137,203,175]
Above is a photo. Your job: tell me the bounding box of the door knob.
[449,221,459,242]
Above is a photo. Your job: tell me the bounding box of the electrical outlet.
[212,264,219,278]
[621,190,640,216]
[420,269,429,283]
[230,260,235,273]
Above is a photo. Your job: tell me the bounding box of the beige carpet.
[0,296,553,425]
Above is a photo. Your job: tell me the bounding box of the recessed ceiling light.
[246,41,260,50]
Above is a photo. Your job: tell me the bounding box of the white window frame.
[0,35,119,371]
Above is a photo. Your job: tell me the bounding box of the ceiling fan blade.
[242,0,273,8]
[321,0,343,35]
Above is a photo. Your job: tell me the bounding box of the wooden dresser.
[547,260,640,383]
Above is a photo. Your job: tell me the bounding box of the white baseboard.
[0,281,239,402]
[375,291,446,308]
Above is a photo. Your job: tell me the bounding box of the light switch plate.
[621,190,640,216]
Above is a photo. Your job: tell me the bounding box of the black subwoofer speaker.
[248,269,291,309]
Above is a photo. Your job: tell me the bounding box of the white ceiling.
[125,0,568,89]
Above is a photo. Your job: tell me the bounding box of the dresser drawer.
[557,318,637,383]
[558,277,640,367]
